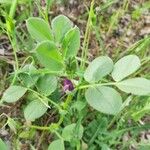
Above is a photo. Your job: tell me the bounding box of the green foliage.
[62,26,80,59]
[112,55,141,82]
[84,116,108,148]
[84,56,113,83]
[19,129,36,139]
[116,78,150,95]
[48,139,64,150]
[0,0,12,4]
[24,100,48,121]
[18,64,39,87]
[35,41,64,71]
[36,74,57,96]
[51,15,73,43]
[83,54,150,115]
[132,101,150,121]
[7,117,18,133]
[85,86,122,115]
[132,2,150,20]
[0,139,8,150]
[62,123,84,142]
[1,10,150,150]
[26,17,53,42]
[1,86,27,103]
[26,14,80,60]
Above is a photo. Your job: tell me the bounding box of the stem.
[62,94,73,109]
[77,82,117,90]
[20,56,35,69]
[26,94,74,135]
[117,124,150,134]
[80,0,95,69]
[9,0,17,19]
[27,88,61,110]
[29,125,51,130]
[56,94,74,127]
[89,123,101,145]
[107,96,132,130]
[8,32,19,85]
[54,131,63,140]
[6,0,19,85]
[107,113,120,130]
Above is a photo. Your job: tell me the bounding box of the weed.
[0,0,150,149]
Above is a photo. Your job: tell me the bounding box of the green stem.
[80,0,95,69]
[9,0,17,19]
[6,0,19,85]
[107,113,120,130]
[62,94,73,109]
[27,88,61,110]
[6,22,19,85]
[54,131,63,140]
[118,124,150,134]
[56,94,74,127]
[20,56,35,69]
[25,94,74,143]
[77,82,117,90]
[29,125,51,130]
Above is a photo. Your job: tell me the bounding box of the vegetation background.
[0,0,150,150]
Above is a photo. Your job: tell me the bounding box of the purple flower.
[63,79,74,92]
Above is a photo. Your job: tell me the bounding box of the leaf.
[85,86,122,115]
[0,0,12,4]
[24,100,48,121]
[19,64,39,87]
[102,144,111,150]
[62,123,84,142]
[51,15,73,43]
[116,78,150,95]
[35,41,64,71]
[19,129,36,139]
[84,56,113,83]
[132,102,150,121]
[7,117,17,134]
[72,101,86,111]
[26,17,53,42]
[0,138,7,150]
[48,139,64,150]
[62,26,80,59]
[139,145,150,150]
[19,73,39,88]
[36,74,57,96]
[2,86,27,103]
[19,64,37,73]
[111,55,141,81]
[121,96,132,110]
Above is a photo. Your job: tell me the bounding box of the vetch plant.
[83,55,150,115]
[1,14,150,149]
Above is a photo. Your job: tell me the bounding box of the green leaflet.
[35,41,64,71]
[85,86,122,115]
